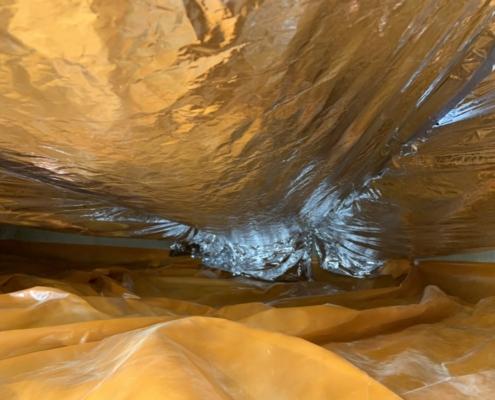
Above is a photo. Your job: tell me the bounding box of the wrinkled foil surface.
[2,0,495,279]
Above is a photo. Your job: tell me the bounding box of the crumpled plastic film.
[2,245,495,399]
[2,0,495,277]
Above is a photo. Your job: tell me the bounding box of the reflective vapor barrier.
[2,1,495,278]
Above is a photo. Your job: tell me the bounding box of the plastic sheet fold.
[2,0,495,277]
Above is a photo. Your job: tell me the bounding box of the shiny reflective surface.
[1,1,495,278]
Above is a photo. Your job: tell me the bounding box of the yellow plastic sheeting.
[0,258,493,399]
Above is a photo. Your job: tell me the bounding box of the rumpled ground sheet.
[0,241,494,399]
